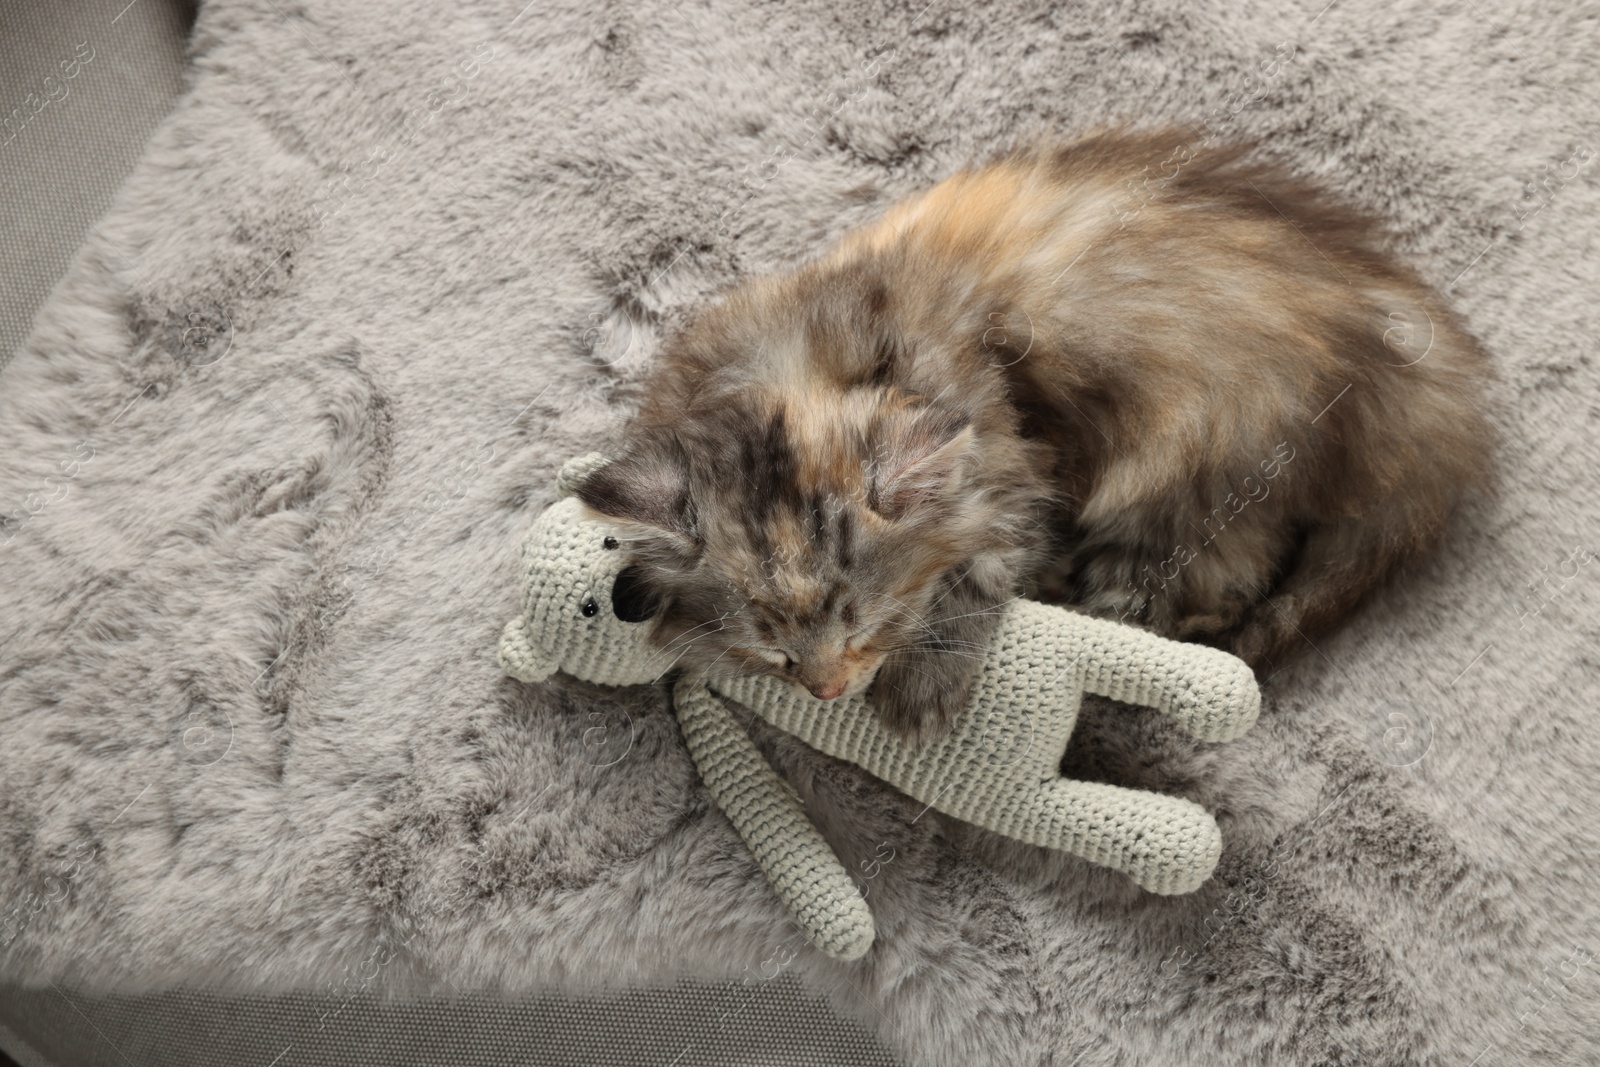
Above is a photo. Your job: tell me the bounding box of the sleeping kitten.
[575,127,1494,743]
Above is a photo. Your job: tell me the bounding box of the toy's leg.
[673,677,875,962]
[1068,613,1261,742]
[1008,776,1223,895]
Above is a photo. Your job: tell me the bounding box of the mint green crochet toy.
[498,454,1262,962]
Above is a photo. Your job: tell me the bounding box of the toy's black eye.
[602,536,619,550]
[581,597,599,617]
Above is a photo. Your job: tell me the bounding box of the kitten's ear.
[867,406,976,520]
[574,441,699,553]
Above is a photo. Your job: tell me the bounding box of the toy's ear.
[866,404,975,520]
[573,439,699,557]
[556,452,613,498]
[497,618,556,683]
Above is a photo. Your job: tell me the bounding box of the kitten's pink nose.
[809,680,847,700]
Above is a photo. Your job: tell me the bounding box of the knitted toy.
[498,454,1262,961]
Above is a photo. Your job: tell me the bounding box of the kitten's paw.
[1066,545,1160,625]
[869,654,974,746]
[1175,612,1232,640]
[1033,554,1077,604]
[1228,596,1305,677]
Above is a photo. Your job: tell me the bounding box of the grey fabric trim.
[0,1015,51,1067]
[0,0,195,375]
[0,977,905,1066]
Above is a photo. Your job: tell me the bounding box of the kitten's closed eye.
[751,647,795,670]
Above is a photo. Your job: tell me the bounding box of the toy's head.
[497,454,673,688]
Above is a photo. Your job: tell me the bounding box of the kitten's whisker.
[889,636,989,652]
[884,660,947,687]
[646,625,718,665]
[643,613,735,682]
[899,649,987,659]
[923,570,969,612]
[883,641,986,661]
[647,628,727,683]
[646,646,696,684]
[868,591,937,639]
[698,643,737,679]
[655,628,714,656]
[891,617,945,647]
[645,633,716,673]
[654,614,731,654]
[925,595,1024,627]
[645,636,709,680]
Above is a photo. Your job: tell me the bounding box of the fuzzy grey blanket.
[3,0,1598,1063]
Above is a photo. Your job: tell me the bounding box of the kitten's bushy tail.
[1229,290,1498,679]
[1227,480,1486,679]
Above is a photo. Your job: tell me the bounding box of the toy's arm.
[672,676,875,962]
[1007,777,1223,895]
[1066,613,1261,742]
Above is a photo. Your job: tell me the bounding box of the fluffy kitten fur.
[576,127,1494,742]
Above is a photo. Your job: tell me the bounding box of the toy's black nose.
[610,563,660,623]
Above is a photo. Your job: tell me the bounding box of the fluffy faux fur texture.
[1,0,1597,1065]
